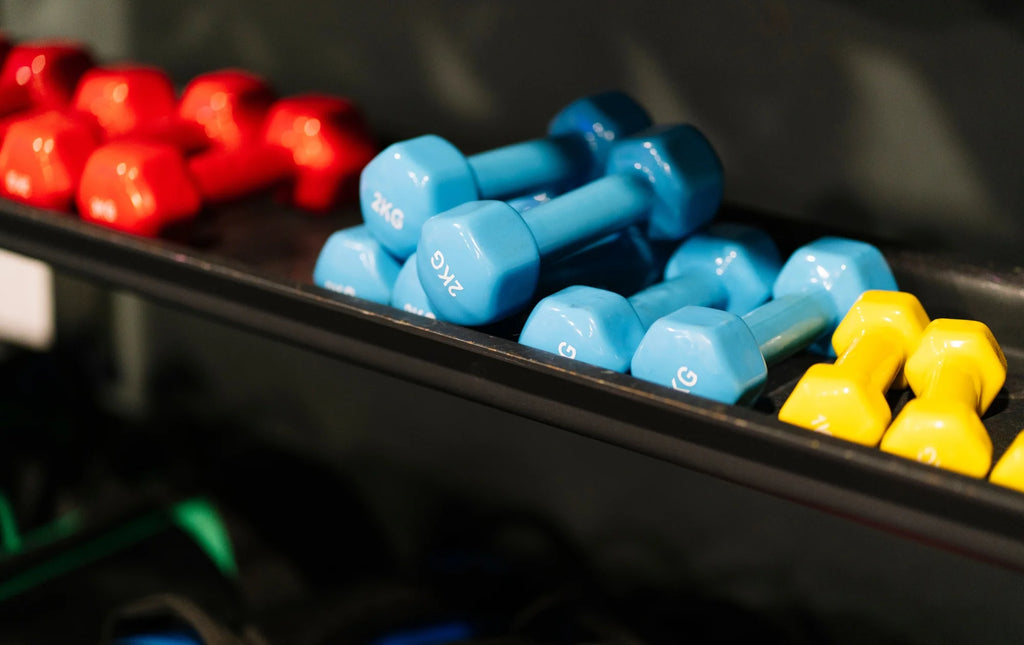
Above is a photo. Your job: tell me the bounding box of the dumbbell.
[989,432,1024,492]
[0,68,274,210]
[314,192,560,307]
[0,41,93,116]
[393,226,660,321]
[519,223,781,372]
[360,91,651,258]
[416,124,723,326]
[630,237,897,405]
[76,96,376,236]
[777,291,929,445]
[879,319,1006,477]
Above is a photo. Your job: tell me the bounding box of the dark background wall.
[6,0,1023,263]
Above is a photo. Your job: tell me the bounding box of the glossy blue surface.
[606,124,723,240]
[392,253,438,319]
[313,225,402,305]
[359,93,649,259]
[371,621,474,645]
[631,307,767,406]
[629,237,896,404]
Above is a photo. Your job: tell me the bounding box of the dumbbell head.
[630,237,896,405]
[0,41,93,112]
[0,111,100,209]
[546,91,652,183]
[72,66,177,137]
[262,94,376,210]
[519,224,779,372]
[178,69,275,149]
[360,93,650,258]
[313,225,402,305]
[606,124,723,240]
[777,291,930,444]
[905,319,1006,412]
[77,142,201,236]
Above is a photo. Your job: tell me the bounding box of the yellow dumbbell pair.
[778,290,1007,479]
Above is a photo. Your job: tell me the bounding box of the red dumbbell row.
[0,35,377,237]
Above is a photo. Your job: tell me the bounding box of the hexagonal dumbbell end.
[77,142,201,236]
[178,69,275,150]
[630,307,767,405]
[361,93,650,259]
[313,225,402,305]
[989,431,1024,492]
[0,111,101,209]
[72,66,178,138]
[879,319,1006,477]
[0,41,93,114]
[519,223,780,372]
[778,291,930,445]
[262,94,376,210]
[605,124,723,240]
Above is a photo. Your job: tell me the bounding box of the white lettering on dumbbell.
[322,280,356,296]
[370,190,404,230]
[4,170,31,198]
[557,342,577,360]
[671,366,698,392]
[88,197,118,223]
[402,303,436,319]
[429,250,463,298]
[809,414,832,435]
[917,446,940,466]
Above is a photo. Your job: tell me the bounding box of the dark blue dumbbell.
[360,92,651,258]
[416,124,723,326]
[393,226,659,321]
[519,224,781,371]
[630,237,897,404]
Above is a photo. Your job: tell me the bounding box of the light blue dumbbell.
[312,225,403,305]
[392,226,660,320]
[519,224,781,372]
[360,91,651,258]
[416,124,724,326]
[630,237,897,405]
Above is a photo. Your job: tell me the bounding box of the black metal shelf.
[3,196,1024,572]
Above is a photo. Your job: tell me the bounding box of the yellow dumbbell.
[989,432,1024,492]
[879,319,1006,477]
[778,290,929,445]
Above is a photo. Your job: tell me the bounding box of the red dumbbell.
[0,41,93,116]
[76,95,376,236]
[0,68,275,210]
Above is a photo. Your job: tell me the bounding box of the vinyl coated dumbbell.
[0,68,273,209]
[393,226,660,321]
[777,290,929,445]
[314,192,562,307]
[518,224,781,372]
[360,92,651,258]
[0,41,93,116]
[989,432,1024,492]
[879,319,1006,477]
[630,237,897,405]
[76,96,376,236]
[416,124,723,326]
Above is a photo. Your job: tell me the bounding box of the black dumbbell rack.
[3,195,1023,572]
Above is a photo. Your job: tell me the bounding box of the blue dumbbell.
[314,191,561,306]
[519,224,781,372]
[630,237,897,405]
[312,225,402,305]
[114,632,201,645]
[416,124,724,326]
[393,226,660,320]
[360,91,651,258]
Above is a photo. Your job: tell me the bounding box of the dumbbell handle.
[468,133,591,198]
[741,291,834,365]
[186,144,293,204]
[831,332,905,393]
[914,358,986,413]
[628,273,727,330]
[520,173,652,259]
